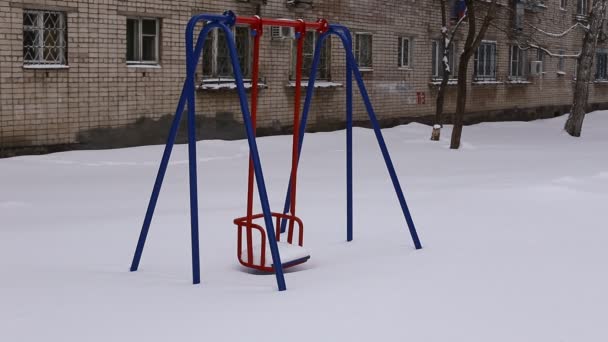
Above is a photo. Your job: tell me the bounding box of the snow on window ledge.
[557,71,566,76]
[593,80,608,84]
[198,79,267,91]
[429,79,458,86]
[472,80,503,85]
[23,64,70,70]
[506,79,532,85]
[286,81,343,88]
[127,64,161,69]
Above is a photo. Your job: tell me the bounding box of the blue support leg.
[131,20,220,280]
[345,35,354,242]
[342,35,422,250]
[217,23,287,291]
[130,86,188,272]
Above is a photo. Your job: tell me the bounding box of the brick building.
[0,0,605,150]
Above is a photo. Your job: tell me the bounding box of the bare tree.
[431,0,466,141]
[565,0,608,137]
[450,0,498,150]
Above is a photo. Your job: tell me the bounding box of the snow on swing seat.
[241,241,310,268]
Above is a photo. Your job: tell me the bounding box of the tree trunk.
[450,0,497,149]
[565,0,607,137]
[451,59,469,149]
[431,0,450,142]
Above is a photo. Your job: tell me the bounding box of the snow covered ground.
[1,113,607,341]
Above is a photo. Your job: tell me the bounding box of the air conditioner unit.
[271,26,294,40]
[530,60,543,76]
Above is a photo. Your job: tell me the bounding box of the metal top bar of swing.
[235,16,328,31]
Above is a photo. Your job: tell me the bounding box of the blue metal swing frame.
[129,12,422,292]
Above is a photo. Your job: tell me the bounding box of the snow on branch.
[528,22,589,37]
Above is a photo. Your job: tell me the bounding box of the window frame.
[577,0,589,15]
[126,17,160,65]
[560,0,568,10]
[290,30,331,81]
[557,49,566,73]
[354,32,373,70]
[596,50,608,80]
[23,9,68,66]
[398,37,411,69]
[474,40,497,81]
[202,25,252,80]
[431,39,457,80]
[509,45,526,80]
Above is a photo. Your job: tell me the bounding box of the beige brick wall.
[0,0,604,148]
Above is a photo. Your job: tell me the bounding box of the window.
[398,37,411,68]
[536,49,546,74]
[432,40,456,79]
[557,49,566,73]
[354,33,373,69]
[292,31,330,80]
[596,51,608,80]
[23,10,67,65]
[560,0,568,10]
[509,45,526,79]
[127,18,160,64]
[474,41,497,81]
[202,26,251,79]
[577,0,589,15]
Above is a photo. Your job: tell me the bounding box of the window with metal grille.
[202,26,251,79]
[23,10,67,65]
[596,51,608,80]
[432,40,456,79]
[354,33,373,69]
[398,37,411,68]
[577,0,589,15]
[474,41,497,81]
[291,31,330,80]
[509,45,526,79]
[127,18,160,64]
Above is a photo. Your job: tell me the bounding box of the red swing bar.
[233,16,323,271]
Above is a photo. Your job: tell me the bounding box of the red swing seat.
[233,212,309,272]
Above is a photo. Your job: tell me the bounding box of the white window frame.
[202,26,252,80]
[557,49,566,73]
[577,0,589,15]
[596,50,608,80]
[126,17,160,65]
[474,40,497,81]
[290,30,331,81]
[354,32,373,70]
[23,9,67,66]
[560,0,568,10]
[398,37,411,68]
[432,39,457,79]
[536,49,546,74]
[509,45,526,80]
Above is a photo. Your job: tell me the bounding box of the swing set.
[129,11,422,292]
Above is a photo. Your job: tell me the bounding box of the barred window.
[291,31,331,80]
[127,18,160,64]
[354,33,373,69]
[23,10,67,65]
[398,37,411,68]
[558,49,566,73]
[577,0,589,15]
[432,40,457,79]
[509,45,526,79]
[474,41,497,81]
[596,51,608,80]
[202,26,251,79]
